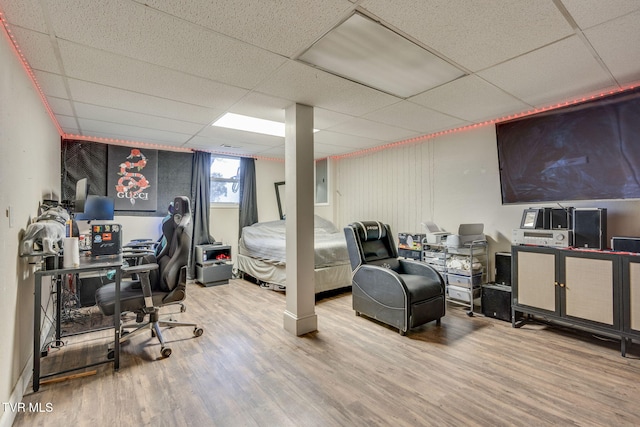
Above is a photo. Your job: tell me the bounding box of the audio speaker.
[573,208,607,249]
[612,237,640,253]
[481,284,512,322]
[550,207,573,229]
[494,252,512,286]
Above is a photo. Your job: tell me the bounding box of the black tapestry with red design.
[107,146,158,211]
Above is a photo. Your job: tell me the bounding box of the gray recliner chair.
[344,221,445,335]
[95,196,203,358]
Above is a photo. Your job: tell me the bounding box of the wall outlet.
[7,205,14,228]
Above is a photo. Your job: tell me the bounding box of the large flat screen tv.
[496,88,640,204]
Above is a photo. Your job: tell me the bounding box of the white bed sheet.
[238,216,349,268]
[237,253,352,293]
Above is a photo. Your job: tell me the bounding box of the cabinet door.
[563,256,614,325]
[628,260,640,332]
[516,250,556,312]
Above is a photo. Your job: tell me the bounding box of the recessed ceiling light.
[213,113,286,137]
[298,13,465,98]
[212,112,319,137]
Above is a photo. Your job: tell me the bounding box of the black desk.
[33,255,123,391]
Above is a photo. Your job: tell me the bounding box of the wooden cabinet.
[512,246,629,354]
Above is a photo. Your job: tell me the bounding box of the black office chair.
[344,221,446,335]
[95,196,203,358]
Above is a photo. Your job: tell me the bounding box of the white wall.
[0,32,61,426]
[335,125,640,278]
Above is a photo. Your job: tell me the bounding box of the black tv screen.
[496,88,640,204]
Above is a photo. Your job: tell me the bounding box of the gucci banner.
[107,146,158,211]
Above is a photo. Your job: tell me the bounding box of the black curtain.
[189,151,214,279]
[238,157,259,238]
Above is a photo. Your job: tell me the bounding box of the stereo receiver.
[512,229,573,248]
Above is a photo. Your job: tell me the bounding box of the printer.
[446,223,486,248]
[422,221,451,244]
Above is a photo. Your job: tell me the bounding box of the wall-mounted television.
[496,87,640,204]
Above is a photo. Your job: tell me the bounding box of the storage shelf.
[422,239,488,315]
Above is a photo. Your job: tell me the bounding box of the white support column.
[283,103,317,336]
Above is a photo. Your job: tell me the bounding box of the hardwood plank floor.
[14,279,640,426]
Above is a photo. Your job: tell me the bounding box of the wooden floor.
[14,279,640,427]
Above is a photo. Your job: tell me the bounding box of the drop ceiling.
[1,0,639,159]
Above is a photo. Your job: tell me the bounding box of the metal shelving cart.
[422,238,488,316]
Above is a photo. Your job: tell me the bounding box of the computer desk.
[33,255,123,392]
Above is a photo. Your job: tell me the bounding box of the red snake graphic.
[115,149,150,205]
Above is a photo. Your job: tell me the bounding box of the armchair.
[95,196,203,358]
[344,221,445,335]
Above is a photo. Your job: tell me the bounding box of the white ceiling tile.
[226,92,292,122]
[478,36,617,107]
[78,118,192,145]
[253,146,286,159]
[47,97,74,116]
[76,130,188,149]
[583,11,640,85]
[363,101,469,133]
[314,108,356,130]
[57,40,249,110]
[33,70,68,98]
[225,92,357,130]
[410,75,529,122]
[43,0,286,89]
[9,27,60,73]
[314,131,389,149]
[326,118,418,141]
[256,61,400,117]
[0,0,48,32]
[562,0,640,29]
[197,124,285,147]
[67,79,222,125]
[56,114,79,130]
[360,0,574,71]
[73,102,205,135]
[315,141,367,156]
[136,0,355,57]
[185,136,278,157]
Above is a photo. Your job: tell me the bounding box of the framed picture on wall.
[107,146,158,211]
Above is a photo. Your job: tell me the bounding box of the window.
[210,156,241,204]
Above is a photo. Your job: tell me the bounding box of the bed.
[237,216,352,293]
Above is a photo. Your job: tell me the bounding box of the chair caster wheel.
[180,304,186,313]
[467,311,474,317]
[161,347,172,358]
[355,311,361,317]
[194,327,204,337]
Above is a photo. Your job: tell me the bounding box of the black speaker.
[573,208,607,249]
[550,207,573,229]
[481,284,512,322]
[612,237,640,253]
[494,252,512,286]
